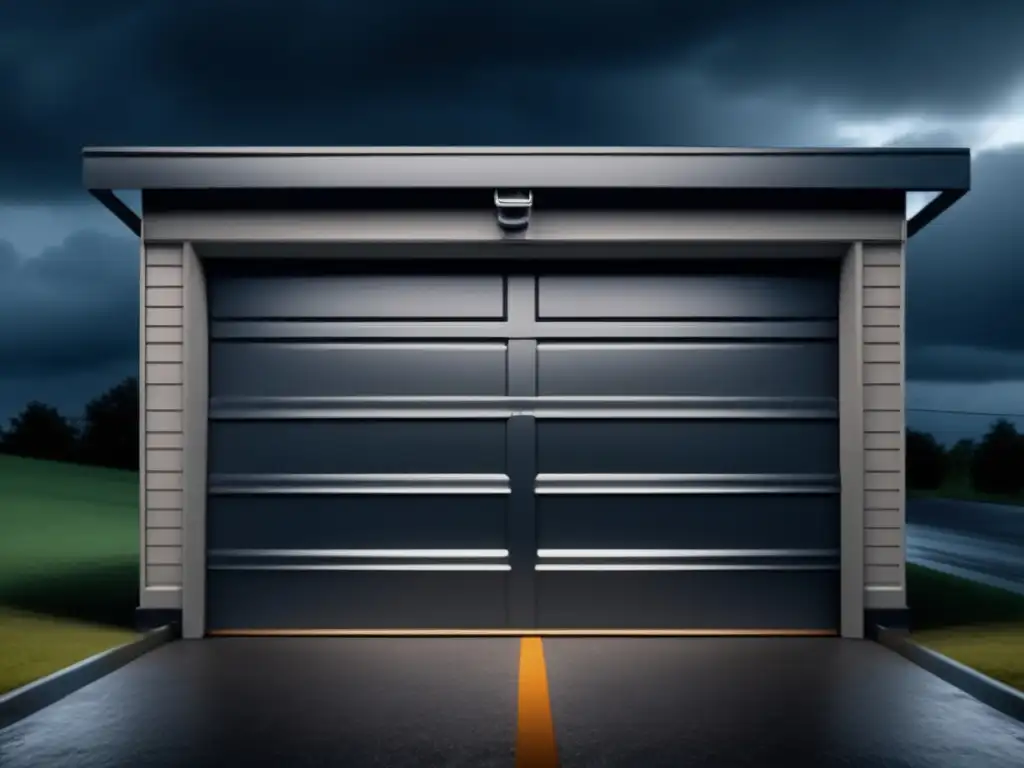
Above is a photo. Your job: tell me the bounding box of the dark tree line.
[908,419,1024,496]
[0,377,139,471]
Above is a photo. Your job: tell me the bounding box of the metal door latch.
[494,190,532,232]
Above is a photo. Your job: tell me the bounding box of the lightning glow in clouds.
[831,84,1024,217]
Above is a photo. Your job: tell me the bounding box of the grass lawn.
[0,454,140,694]
[907,563,1024,692]
[0,608,137,695]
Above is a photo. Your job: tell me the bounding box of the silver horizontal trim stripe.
[210,548,508,559]
[535,473,840,495]
[208,395,837,421]
[540,342,833,351]
[537,548,839,558]
[248,342,510,350]
[535,564,840,572]
[535,547,839,570]
[208,473,511,495]
[211,321,509,340]
[210,320,838,341]
[208,564,511,572]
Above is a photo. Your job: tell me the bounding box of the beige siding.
[147,545,182,565]
[148,508,183,529]
[147,432,184,450]
[864,432,901,450]
[147,448,183,473]
[864,410,901,432]
[147,410,183,433]
[146,344,184,363]
[147,326,184,344]
[147,470,182,490]
[865,528,902,547]
[865,508,901,528]
[147,287,184,307]
[147,565,183,586]
[146,265,183,286]
[865,565,901,585]
[147,384,183,410]
[865,491,901,511]
[141,244,185,604]
[862,243,905,599]
[147,528,183,547]
[148,489,184,509]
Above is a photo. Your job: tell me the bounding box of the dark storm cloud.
[905,150,1024,381]
[692,3,1024,115]
[2,0,1023,198]
[0,232,138,374]
[0,0,1022,398]
[0,240,18,272]
[908,346,1024,384]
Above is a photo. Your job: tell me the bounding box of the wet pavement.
[544,637,1024,767]
[908,498,1024,594]
[1,637,1023,767]
[0,638,521,768]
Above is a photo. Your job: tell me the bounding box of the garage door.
[204,258,840,633]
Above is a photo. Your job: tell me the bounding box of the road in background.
[907,498,1024,595]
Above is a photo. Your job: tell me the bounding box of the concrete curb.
[0,624,176,732]
[876,625,1024,724]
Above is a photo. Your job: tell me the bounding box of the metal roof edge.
[82,146,971,157]
[82,145,970,192]
[82,146,970,236]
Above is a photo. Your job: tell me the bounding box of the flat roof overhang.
[82,146,971,238]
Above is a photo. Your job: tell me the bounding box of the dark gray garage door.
[205,259,840,632]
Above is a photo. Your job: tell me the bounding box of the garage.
[82,146,971,638]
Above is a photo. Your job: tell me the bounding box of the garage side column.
[506,276,538,629]
[180,243,209,639]
[839,242,866,638]
[138,240,186,628]
[861,242,908,624]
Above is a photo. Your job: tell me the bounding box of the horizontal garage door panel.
[208,420,506,474]
[208,496,509,550]
[536,495,839,550]
[537,342,836,397]
[537,274,837,319]
[208,570,508,631]
[536,420,838,474]
[211,342,508,397]
[536,570,838,630]
[209,275,506,319]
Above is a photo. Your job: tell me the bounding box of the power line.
[907,407,1024,418]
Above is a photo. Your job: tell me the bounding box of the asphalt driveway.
[2,637,1024,767]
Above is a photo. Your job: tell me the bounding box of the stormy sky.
[1,1,1023,444]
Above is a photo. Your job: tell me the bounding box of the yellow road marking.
[207,627,835,765]
[516,637,559,768]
